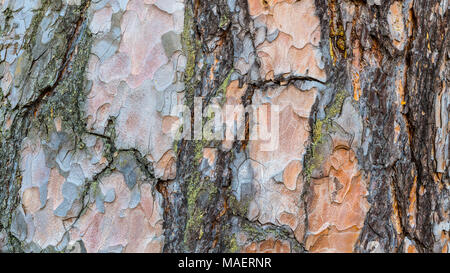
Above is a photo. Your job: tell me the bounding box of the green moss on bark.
[304,89,348,179]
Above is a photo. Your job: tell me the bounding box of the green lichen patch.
[184,167,219,247]
[304,89,348,179]
[181,4,202,108]
[217,68,234,104]
[219,12,231,29]
[228,233,239,253]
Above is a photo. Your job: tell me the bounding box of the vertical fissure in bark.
[0,0,93,252]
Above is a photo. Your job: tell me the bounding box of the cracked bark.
[0,0,448,253]
[1,0,93,251]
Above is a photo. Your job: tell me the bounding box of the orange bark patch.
[307,149,369,253]
[243,237,291,253]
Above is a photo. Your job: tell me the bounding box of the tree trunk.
[0,0,448,253]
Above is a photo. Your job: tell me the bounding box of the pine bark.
[0,0,448,253]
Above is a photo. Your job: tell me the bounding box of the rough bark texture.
[0,0,448,253]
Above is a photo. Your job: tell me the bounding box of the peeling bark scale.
[0,0,448,253]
